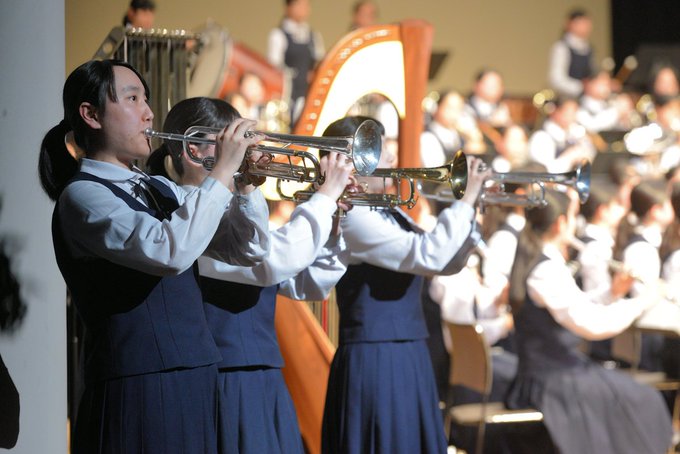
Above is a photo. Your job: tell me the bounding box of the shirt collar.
[506,212,526,231]
[636,224,663,248]
[564,32,590,53]
[542,242,566,263]
[584,223,614,245]
[79,158,149,184]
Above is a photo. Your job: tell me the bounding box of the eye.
[129,95,137,102]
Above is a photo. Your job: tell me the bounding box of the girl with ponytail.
[39,60,271,453]
[505,188,672,454]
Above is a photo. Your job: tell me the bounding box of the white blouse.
[340,202,475,276]
[199,192,346,300]
[528,243,650,340]
[58,158,270,276]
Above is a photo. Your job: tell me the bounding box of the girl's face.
[652,199,674,228]
[98,66,154,165]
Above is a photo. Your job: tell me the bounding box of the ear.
[79,102,102,130]
[183,144,203,168]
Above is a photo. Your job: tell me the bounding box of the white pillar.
[0,0,67,453]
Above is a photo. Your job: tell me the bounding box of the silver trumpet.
[144,119,382,183]
[421,159,591,208]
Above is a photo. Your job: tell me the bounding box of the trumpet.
[277,149,468,210]
[144,119,382,183]
[420,159,591,208]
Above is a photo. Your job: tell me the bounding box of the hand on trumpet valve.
[463,157,493,207]
[212,118,262,182]
[316,152,356,211]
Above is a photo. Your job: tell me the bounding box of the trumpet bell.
[352,119,382,176]
[574,159,591,204]
[449,150,468,199]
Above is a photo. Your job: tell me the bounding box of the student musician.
[616,180,674,371]
[38,60,270,453]
[146,96,353,453]
[661,181,680,379]
[506,188,672,454]
[320,116,490,454]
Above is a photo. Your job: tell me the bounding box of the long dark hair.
[146,97,241,178]
[508,189,571,311]
[38,60,150,201]
[661,181,680,260]
[614,180,667,260]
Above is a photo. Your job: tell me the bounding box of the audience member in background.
[548,9,596,98]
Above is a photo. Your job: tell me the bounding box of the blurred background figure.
[577,70,634,133]
[237,72,266,123]
[465,69,512,129]
[122,0,156,29]
[548,8,595,98]
[528,97,595,173]
[267,0,325,126]
[491,124,530,172]
[421,90,485,169]
[349,0,378,30]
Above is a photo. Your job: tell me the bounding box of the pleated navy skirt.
[73,364,220,454]
[217,367,303,454]
[506,362,673,454]
[322,339,447,454]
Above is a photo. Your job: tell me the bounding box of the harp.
[274,20,433,454]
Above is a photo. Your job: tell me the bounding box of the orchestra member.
[548,8,596,98]
[528,97,595,173]
[349,0,378,30]
[38,60,270,453]
[506,188,672,453]
[321,116,490,454]
[122,0,155,29]
[577,70,633,133]
[147,96,354,453]
[267,0,325,125]
[464,69,512,129]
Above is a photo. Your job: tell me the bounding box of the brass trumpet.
[277,150,468,209]
[144,119,382,183]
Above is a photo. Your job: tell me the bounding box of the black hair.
[568,8,589,21]
[123,0,156,26]
[321,115,384,158]
[474,68,501,83]
[580,177,618,221]
[38,60,150,201]
[353,0,374,14]
[614,179,667,260]
[146,97,241,179]
[648,63,680,95]
[509,189,571,311]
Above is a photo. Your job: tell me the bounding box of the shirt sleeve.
[199,192,337,286]
[279,233,348,300]
[60,176,232,276]
[420,132,447,168]
[341,203,475,275]
[267,28,287,68]
[548,41,583,97]
[527,259,647,340]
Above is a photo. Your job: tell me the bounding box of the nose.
[144,103,154,123]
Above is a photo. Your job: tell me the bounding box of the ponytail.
[38,120,78,201]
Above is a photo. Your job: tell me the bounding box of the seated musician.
[464,68,512,129]
[122,0,155,29]
[625,95,680,178]
[528,97,595,173]
[577,70,634,133]
[491,124,530,172]
[420,90,485,169]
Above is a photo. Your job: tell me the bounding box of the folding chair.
[445,322,543,454]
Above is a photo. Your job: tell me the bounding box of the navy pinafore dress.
[321,210,447,454]
[53,173,222,454]
[200,277,304,454]
[505,255,672,454]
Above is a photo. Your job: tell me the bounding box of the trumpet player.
[320,116,490,454]
[146,97,355,453]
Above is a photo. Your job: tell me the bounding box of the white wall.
[0,0,67,453]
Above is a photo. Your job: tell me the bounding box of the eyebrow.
[120,85,142,93]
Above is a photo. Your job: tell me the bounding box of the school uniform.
[322,202,476,454]
[198,193,345,454]
[54,159,269,454]
[506,243,672,454]
[623,225,666,371]
[661,248,680,379]
[528,119,595,174]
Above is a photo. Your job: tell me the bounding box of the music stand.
[429,51,449,81]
